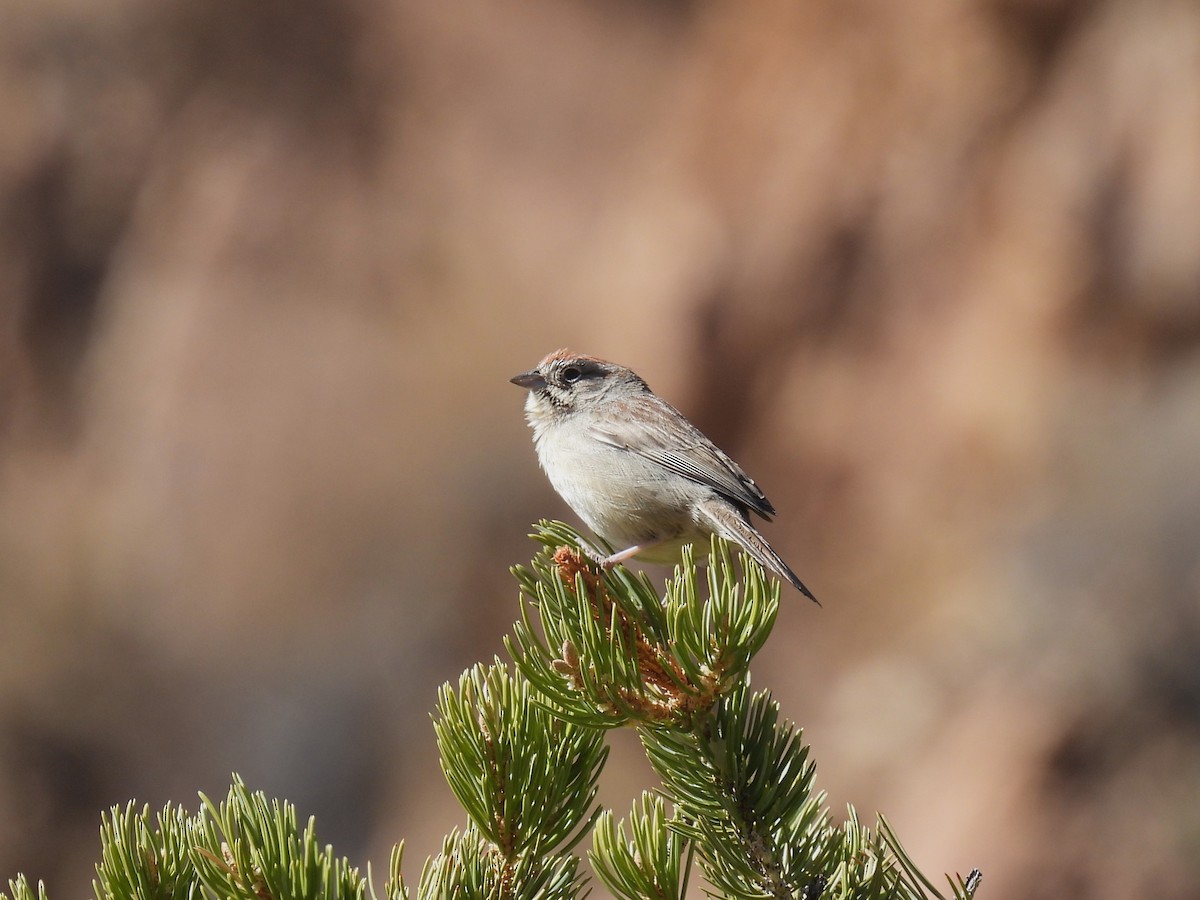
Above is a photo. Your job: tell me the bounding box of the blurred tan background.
[1,0,1198,896]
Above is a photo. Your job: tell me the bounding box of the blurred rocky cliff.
[1,0,1198,896]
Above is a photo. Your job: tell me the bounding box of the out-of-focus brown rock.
[0,0,1197,895]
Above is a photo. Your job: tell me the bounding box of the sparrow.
[511,349,816,602]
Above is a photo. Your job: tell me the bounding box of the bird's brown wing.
[589,396,776,520]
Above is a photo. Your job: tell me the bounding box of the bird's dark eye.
[561,366,582,384]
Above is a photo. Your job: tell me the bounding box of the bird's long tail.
[696,498,819,604]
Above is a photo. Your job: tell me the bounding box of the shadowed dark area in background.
[1,0,1197,896]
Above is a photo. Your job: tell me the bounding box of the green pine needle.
[3,877,49,900]
[506,521,779,730]
[507,521,976,900]
[193,775,366,900]
[2,520,980,900]
[368,842,408,900]
[93,802,201,900]
[417,827,585,900]
[432,661,607,861]
[589,795,688,900]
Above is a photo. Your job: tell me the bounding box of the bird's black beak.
[510,369,546,390]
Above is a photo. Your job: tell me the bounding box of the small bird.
[511,349,816,602]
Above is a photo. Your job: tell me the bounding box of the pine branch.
[640,683,830,899]
[507,521,777,730]
[1,520,980,900]
[415,827,584,900]
[93,802,201,900]
[191,776,365,900]
[589,796,689,900]
[428,661,605,898]
[510,521,980,900]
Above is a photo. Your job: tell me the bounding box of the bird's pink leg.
[583,541,662,569]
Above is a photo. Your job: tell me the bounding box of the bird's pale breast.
[532,416,710,556]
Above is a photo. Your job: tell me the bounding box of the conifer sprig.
[639,683,829,898]
[429,661,605,898]
[192,777,365,900]
[507,521,778,729]
[415,827,585,900]
[509,521,980,900]
[0,520,980,900]
[94,802,200,900]
[589,796,689,900]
